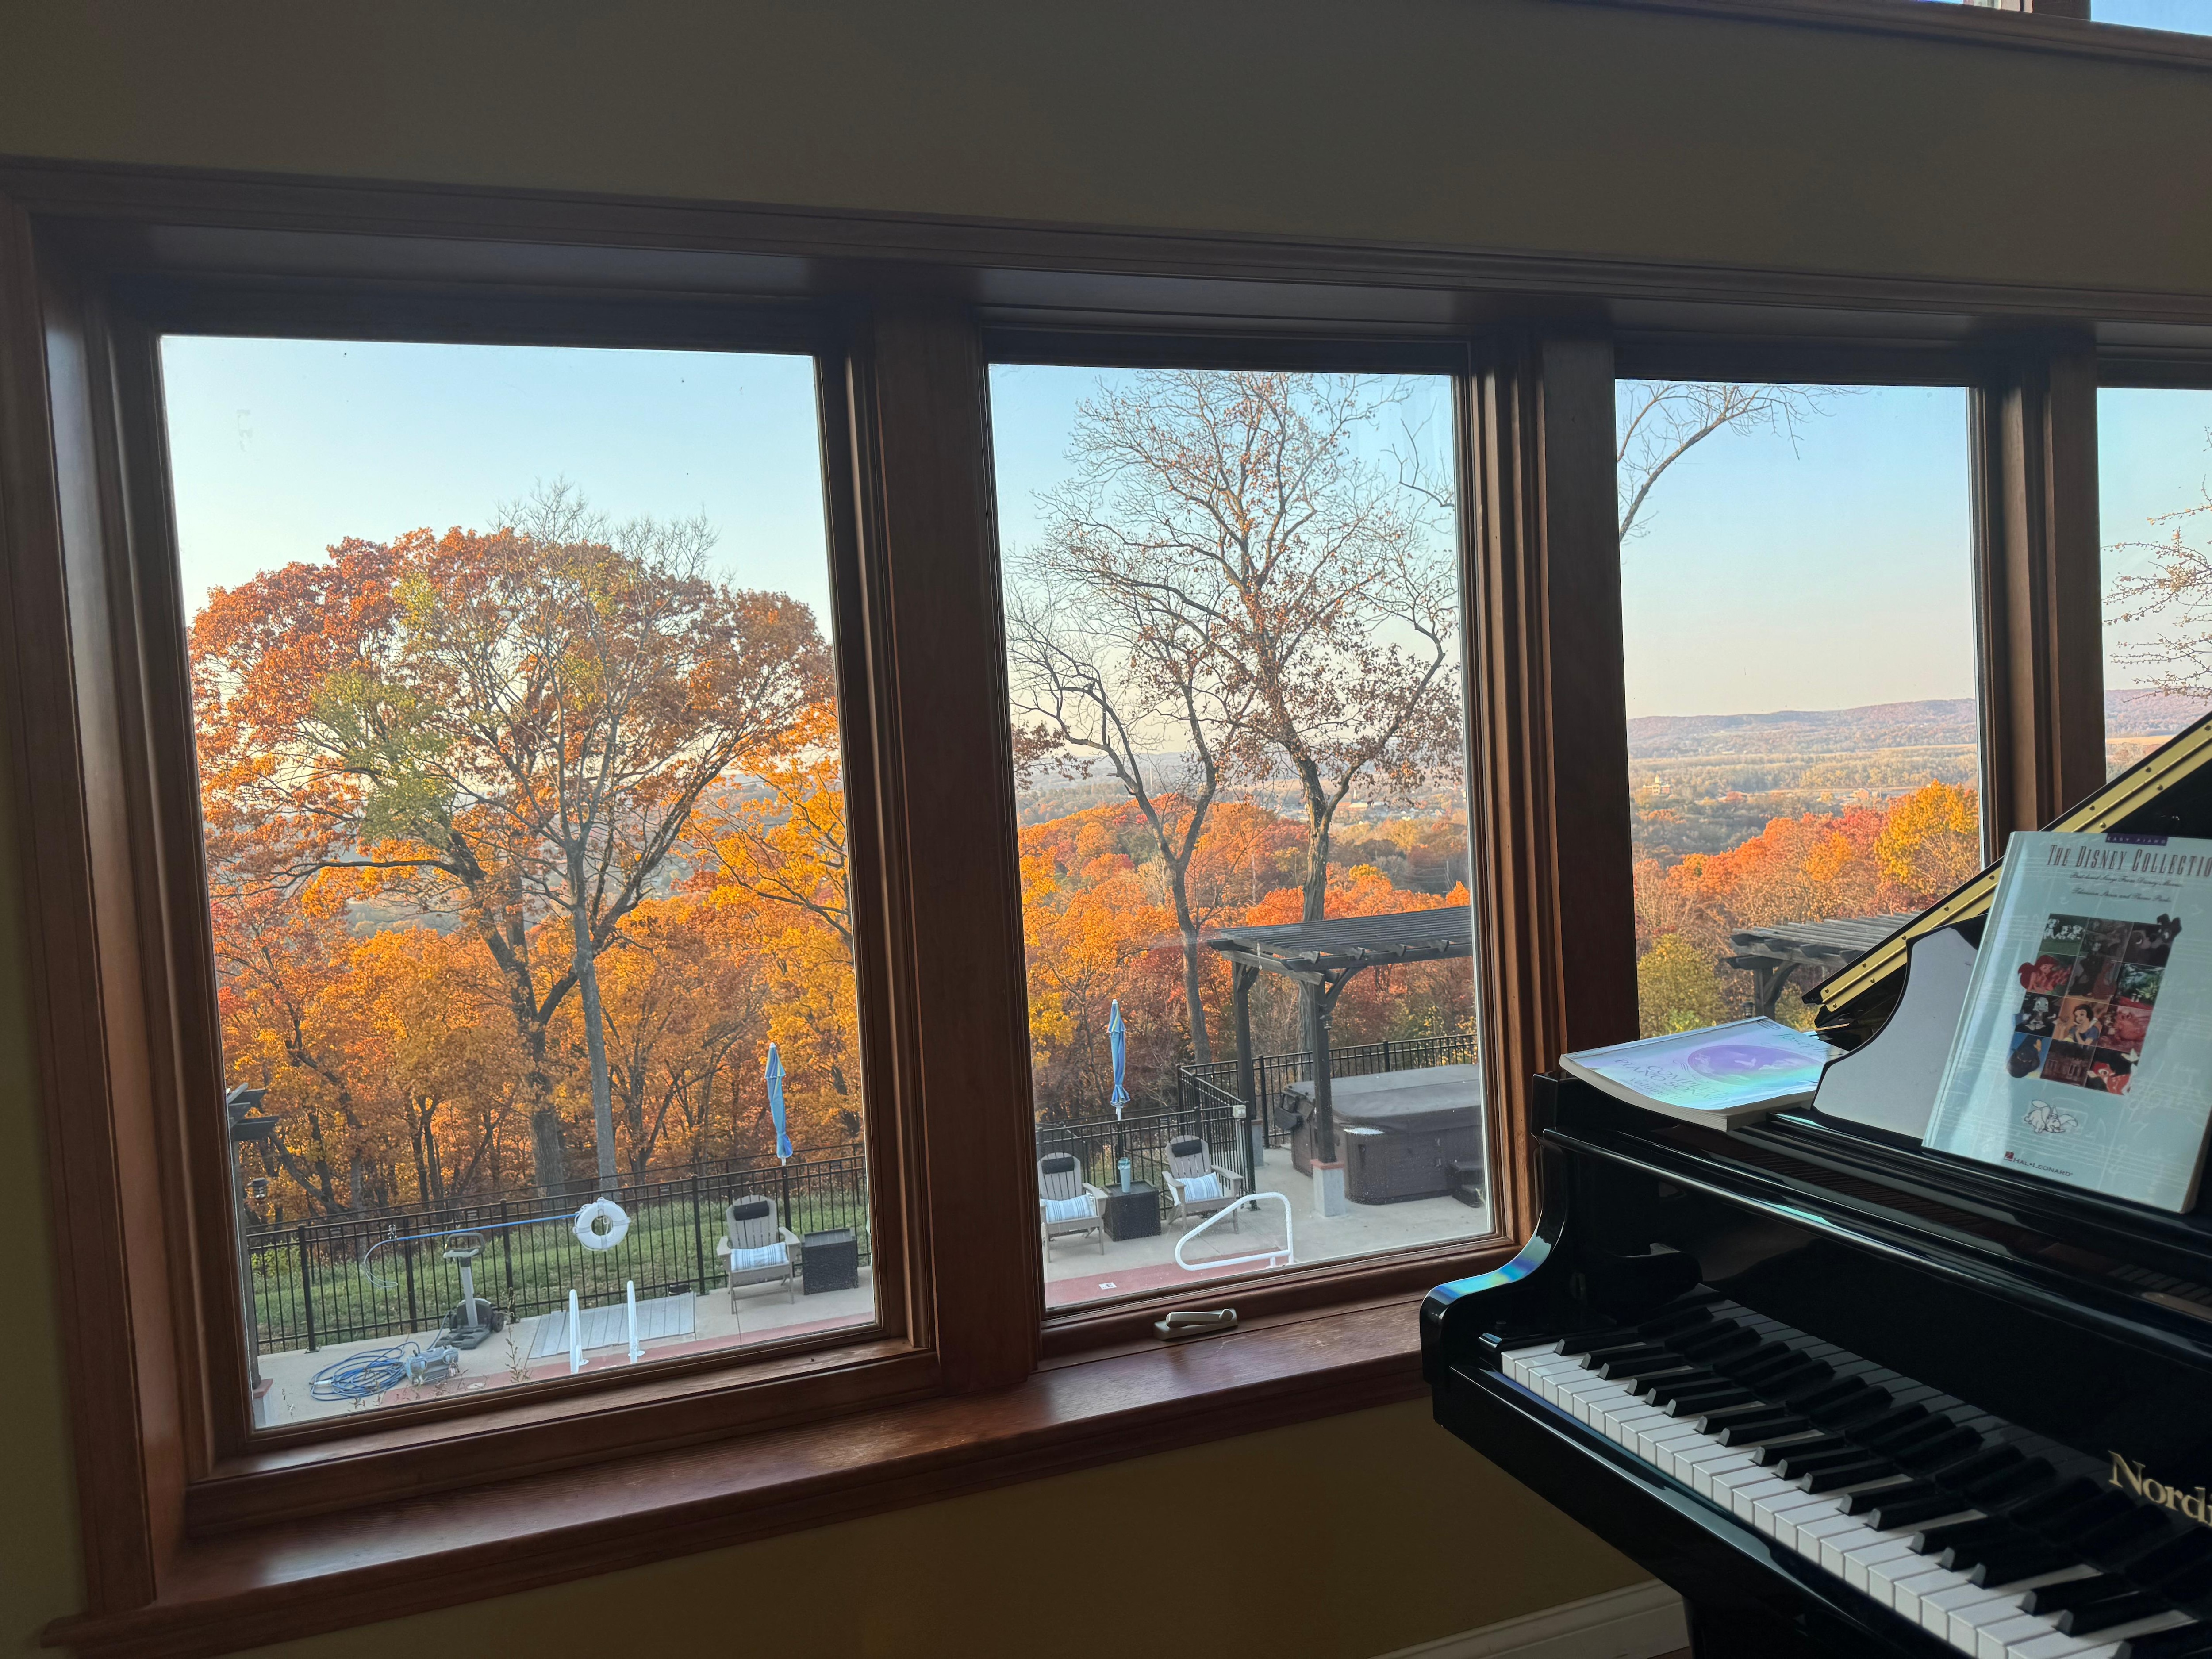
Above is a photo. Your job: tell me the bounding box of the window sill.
[44,1296,1432,1659]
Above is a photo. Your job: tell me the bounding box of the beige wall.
[5,2,2208,1655]
[5,0,2212,292]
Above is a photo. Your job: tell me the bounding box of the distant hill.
[1628,691,2212,762]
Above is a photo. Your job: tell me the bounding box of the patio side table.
[800,1228,860,1294]
[1098,1182,1160,1241]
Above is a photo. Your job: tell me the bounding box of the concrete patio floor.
[1040,1147,1488,1308]
[255,1271,877,1425]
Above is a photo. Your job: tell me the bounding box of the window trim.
[7,156,2206,1659]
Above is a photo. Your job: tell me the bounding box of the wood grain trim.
[1465,336,1638,1247]
[857,299,1040,1389]
[45,1298,1428,1659]
[1558,0,2212,72]
[0,192,173,1610]
[1972,344,2106,850]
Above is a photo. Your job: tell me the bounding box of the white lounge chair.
[1162,1136,1246,1229]
[1037,1153,1107,1260]
[715,1195,800,1307]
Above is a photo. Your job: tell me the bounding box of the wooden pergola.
[1725,914,1913,1018]
[1203,909,1475,1171]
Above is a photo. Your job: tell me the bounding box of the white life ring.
[572,1198,630,1252]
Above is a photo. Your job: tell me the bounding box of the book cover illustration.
[1562,1017,1836,1125]
[1924,832,2212,1212]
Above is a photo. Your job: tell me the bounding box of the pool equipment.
[308,1340,461,1402]
[440,1232,501,1350]
[568,1288,584,1374]
[572,1197,630,1251]
[626,1279,641,1363]
[1173,1191,1293,1277]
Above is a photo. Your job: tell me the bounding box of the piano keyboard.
[1499,1298,2212,1659]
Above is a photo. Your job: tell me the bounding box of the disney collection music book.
[1924,830,2212,1213]
[1561,1017,1840,1128]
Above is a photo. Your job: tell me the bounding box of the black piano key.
[1673,1325,1758,1363]
[2081,1507,2174,1562]
[1582,1342,1671,1370]
[1961,1459,2058,1510]
[1715,1416,1816,1447]
[2004,1477,2105,1531]
[1799,1459,1901,1494]
[1928,1444,2025,1490]
[1783,1376,1873,1416]
[2023,1575,2131,1615]
[1806,1388,1895,1430]
[1634,1370,1720,1402]
[2060,1591,2173,1635]
[1962,1539,2080,1584]
[1635,1305,1717,1341]
[1731,1352,1825,1389]
[2116,1624,2212,1658]
[1892,1426,1983,1472]
[1862,1489,1976,1528]
[1848,1402,1931,1445]
[1911,1516,2009,1557]
[1771,1443,1886,1478]
[1664,1390,1759,1418]
[1594,1352,1697,1381]
[1555,1332,1640,1359]
[1754,1434,1854,1467]
[2133,1532,2212,1590]
[1692,1401,1790,1429]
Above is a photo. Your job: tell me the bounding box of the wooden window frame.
[6,157,2207,1659]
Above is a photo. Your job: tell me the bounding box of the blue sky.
[159,338,836,625]
[161,340,2212,727]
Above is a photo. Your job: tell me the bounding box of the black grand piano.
[1425,722,2212,1659]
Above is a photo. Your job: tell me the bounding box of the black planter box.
[800,1228,860,1294]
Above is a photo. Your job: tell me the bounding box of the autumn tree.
[193,484,829,1194]
[1029,371,1463,926]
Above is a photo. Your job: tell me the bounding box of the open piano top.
[1424,713,2212,1659]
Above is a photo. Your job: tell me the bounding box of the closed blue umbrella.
[765,1043,793,1164]
[1109,1000,1129,1121]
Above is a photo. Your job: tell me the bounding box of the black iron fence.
[243,1035,1480,1356]
[1174,1031,1478,1141]
[1034,1102,1248,1214]
[245,1153,868,1356]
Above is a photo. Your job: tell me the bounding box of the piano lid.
[1809,712,2212,1041]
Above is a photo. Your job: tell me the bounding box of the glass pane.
[1619,382,1981,1036]
[2091,0,2212,34]
[163,337,876,1426]
[2100,387,2212,773]
[990,365,1487,1313]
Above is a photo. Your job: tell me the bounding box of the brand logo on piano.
[2111,1452,2212,1525]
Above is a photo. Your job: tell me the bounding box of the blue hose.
[308,1341,450,1401]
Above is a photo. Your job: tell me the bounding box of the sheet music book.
[1561,1018,1839,1128]
[1924,831,2212,1212]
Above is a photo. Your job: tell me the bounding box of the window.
[988,360,1491,1311]
[2090,0,2212,33]
[161,335,879,1425]
[1617,381,1980,1036]
[2099,386,2212,775]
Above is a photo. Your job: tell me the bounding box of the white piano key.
[2008,1635,2127,1659]
[1889,1564,1968,1624]
[1816,1523,1888,1577]
[1841,1536,1919,1595]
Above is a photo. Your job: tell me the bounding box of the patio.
[1039,1141,1485,1308]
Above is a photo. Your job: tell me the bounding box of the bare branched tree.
[1617,382,1849,542]
[2107,454,2212,696]
[1030,371,1463,928]
[1006,574,1252,1064]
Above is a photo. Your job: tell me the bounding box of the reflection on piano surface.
[1424,716,2212,1658]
